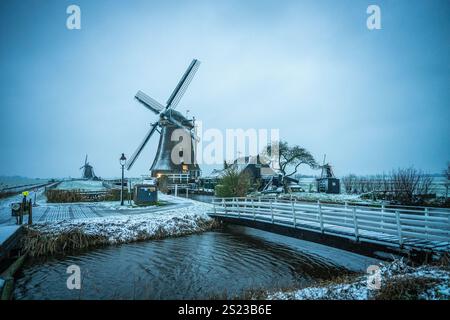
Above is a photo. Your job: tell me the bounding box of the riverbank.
[21,199,216,257]
[263,259,450,300]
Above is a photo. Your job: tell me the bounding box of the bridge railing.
[211,197,450,250]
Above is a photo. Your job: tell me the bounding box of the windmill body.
[127,59,201,179]
[80,155,97,180]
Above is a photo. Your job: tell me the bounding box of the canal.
[14,224,379,300]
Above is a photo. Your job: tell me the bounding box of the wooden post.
[318,201,324,232]
[395,210,403,247]
[252,198,256,221]
[424,207,429,240]
[381,203,385,230]
[222,198,227,215]
[344,201,348,224]
[213,199,217,215]
[291,201,296,227]
[270,200,274,223]
[352,207,359,241]
[174,184,178,197]
[237,198,240,218]
[28,199,32,225]
[19,201,24,225]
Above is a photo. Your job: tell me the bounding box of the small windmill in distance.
[80,155,97,180]
[316,154,340,194]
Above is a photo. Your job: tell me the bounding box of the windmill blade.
[85,155,88,166]
[166,59,201,110]
[126,122,159,170]
[135,90,164,114]
[80,165,85,170]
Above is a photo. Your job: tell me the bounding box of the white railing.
[211,197,450,252]
[166,174,190,183]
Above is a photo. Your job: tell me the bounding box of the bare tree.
[264,140,317,192]
[342,174,357,194]
[391,167,434,204]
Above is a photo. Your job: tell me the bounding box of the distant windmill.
[316,154,340,194]
[80,155,96,180]
[126,59,201,179]
[319,154,335,178]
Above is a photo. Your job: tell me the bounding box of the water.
[14,225,379,300]
[186,194,214,203]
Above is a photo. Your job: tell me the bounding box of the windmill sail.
[127,122,159,170]
[166,59,201,110]
[135,90,164,114]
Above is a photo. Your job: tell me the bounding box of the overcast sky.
[0,0,449,178]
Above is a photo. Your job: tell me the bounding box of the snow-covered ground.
[55,180,106,191]
[266,260,450,300]
[27,198,213,244]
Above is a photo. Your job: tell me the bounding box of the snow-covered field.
[55,180,106,191]
[266,260,450,300]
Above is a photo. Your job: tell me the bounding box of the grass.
[374,276,440,300]
[0,191,19,199]
[22,228,109,257]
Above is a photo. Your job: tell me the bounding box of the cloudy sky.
[0,0,449,178]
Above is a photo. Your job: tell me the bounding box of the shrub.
[215,167,251,197]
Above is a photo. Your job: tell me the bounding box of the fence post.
[344,201,348,224]
[222,198,227,215]
[381,203,385,230]
[213,199,217,215]
[174,184,178,197]
[424,207,429,240]
[238,198,241,218]
[28,199,32,225]
[318,201,324,232]
[291,201,296,227]
[352,207,359,241]
[270,200,274,223]
[395,210,403,247]
[251,198,256,221]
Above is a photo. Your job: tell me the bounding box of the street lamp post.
[120,153,127,206]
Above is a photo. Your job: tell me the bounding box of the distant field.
[0,176,50,191]
[55,180,106,191]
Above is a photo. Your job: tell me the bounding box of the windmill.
[126,59,201,179]
[316,154,340,194]
[80,155,96,180]
[319,154,335,179]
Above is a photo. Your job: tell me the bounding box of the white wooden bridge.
[210,197,450,257]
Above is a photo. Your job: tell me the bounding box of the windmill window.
[182,164,188,172]
[179,150,184,157]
